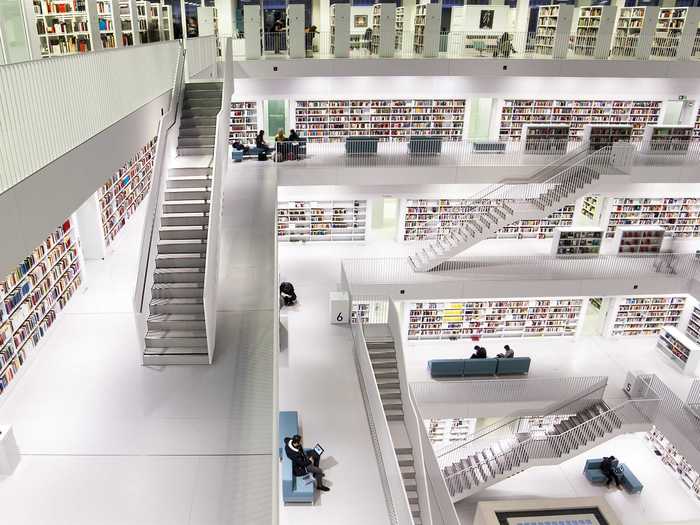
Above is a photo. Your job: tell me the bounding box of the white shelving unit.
[642,125,694,154]
[424,418,477,446]
[413,3,426,54]
[605,197,700,239]
[351,300,388,324]
[407,297,584,341]
[647,427,700,497]
[277,200,367,242]
[523,123,569,154]
[229,101,258,144]
[652,7,688,58]
[613,225,664,255]
[119,0,137,45]
[96,0,122,48]
[0,218,83,396]
[656,326,700,375]
[499,99,662,142]
[534,4,574,58]
[551,227,603,256]
[98,138,156,245]
[581,195,600,221]
[160,2,172,40]
[401,199,574,241]
[612,6,658,59]
[609,295,686,337]
[582,124,633,152]
[294,98,467,143]
[33,0,100,56]
[572,6,615,59]
[686,304,700,345]
[394,6,403,51]
[371,2,395,57]
[695,106,700,140]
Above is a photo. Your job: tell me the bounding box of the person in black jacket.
[600,456,622,489]
[284,434,330,492]
[470,346,487,359]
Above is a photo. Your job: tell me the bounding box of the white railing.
[231,36,246,58]
[134,43,186,314]
[351,323,416,525]
[185,35,217,79]
[0,40,180,196]
[202,38,232,362]
[443,397,659,498]
[387,302,432,525]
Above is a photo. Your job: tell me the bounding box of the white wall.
[0,91,169,279]
[350,6,373,35]
[450,5,514,33]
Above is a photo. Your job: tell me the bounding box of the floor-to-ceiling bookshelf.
[230,101,258,144]
[98,137,156,245]
[401,199,574,241]
[605,198,700,238]
[0,219,82,395]
[294,98,466,142]
[686,305,700,344]
[609,295,685,337]
[572,6,603,56]
[612,7,646,57]
[277,200,367,242]
[499,99,662,141]
[534,5,560,55]
[407,297,584,340]
[413,3,426,54]
[34,0,96,56]
[651,7,687,58]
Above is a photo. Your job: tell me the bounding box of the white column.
[320,0,331,33]
[677,7,700,60]
[635,6,659,60]
[377,2,396,58]
[287,2,305,58]
[514,0,530,36]
[332,2,350,58]
[129,0,141,45]
[244,2,261,59]
[75,193,107,260]
[551,4,574,59]
[112,0,124,47]
[85,0,102,51]
[421,1,441,58]
[593,5,616,59]
[215,0,235,37]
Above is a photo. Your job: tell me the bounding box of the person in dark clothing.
[497,345,514,358]
[288,129,301,141]
[280,282,297,306]
[231,140,250,154]
[600,456,622,489]
[494,32,514,58]
[255,130,273,157]
[305,25,317,56]
[284,434,330,492]
[470,345,487,359]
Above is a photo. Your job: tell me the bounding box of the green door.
[267,100,287,136]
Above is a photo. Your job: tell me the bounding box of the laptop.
[313,443,324,456]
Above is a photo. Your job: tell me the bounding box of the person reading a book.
[284,434,330,492]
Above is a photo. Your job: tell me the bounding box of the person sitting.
[231,140,250,154]
[280,281,297,306]
[288,129,301,141]
[305,25,317,56]
[284,434,330,492]
[497,345,514,359]
[494,32,514,58]
[600,455,623,489]
[470,345,487,359]
[274,128,287,142]
[255,130,273,159]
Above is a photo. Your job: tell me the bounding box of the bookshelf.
[499,99,662,141]
[523,124,569,154]
[97,137,156,245]
[612,7,650,58]
[351,300,388,324]
[642,125,693,154]
[371,2,395,56]
[229,101,258,144]
[330,4,337,54]
[96,0,121,48]
[0,219,83,396]
[582,125,633,151]
[414,3,426,54]
[407,297,584,341]
[371,3,381,54]
[647,427,700,497]
[33,0,99,57]
[551,227,603,256]
[656,326,700,374]
[119,1,135,45]
[277,200,367,242]
[161,3,172,40]
[652,8,688,58]
[609,295,685,337]
[581,195,600,221]
[424,417,476,446]
[695,107,700,140]
[401,199,574,241]
[534,4,574,57]
[605,198,700,239]
[394,6,404,51]
[572,6,615,58]
[294,98,466,143]
[687,304,700,345]
[613,225,664,255]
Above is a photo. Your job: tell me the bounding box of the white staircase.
[409,144,630,272]
[143,82,222,364]
[442,399,654,502]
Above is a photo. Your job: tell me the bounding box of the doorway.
[581,297,610,337]
[266,100,287,136]
[372,197,400,240]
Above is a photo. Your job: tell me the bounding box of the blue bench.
[584,458,643,494]
[408,136,442,156]
[428,357,530,378]
[231,146,263,162]
[279,411,314,504]
[473,141,507,154]
[345,136,378,155]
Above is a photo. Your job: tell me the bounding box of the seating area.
[408,136,442,156]
[279,410,315,504]
[345,136,379,155]
[584,458,644,494]
[428,357,531,378]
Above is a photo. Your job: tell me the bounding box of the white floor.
[455,432,700,525]
[0,165,277,525]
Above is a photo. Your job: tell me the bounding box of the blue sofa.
[231,146,263,162]
[408,136,442,156]
[473,141,506,154]
[428,357,530,378]
[279,411,314,503]
[584,458,643,494]
[345,136,378,155]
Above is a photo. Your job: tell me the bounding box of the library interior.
[4,1,700,525]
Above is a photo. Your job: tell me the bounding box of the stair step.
[157,239,207,254]
[152,282,204,299]
[161,213,209,227]
[401,466,416,479]
[150,297,204,314]
[395,447,412,455]
[411,505,420,517]
[178,136,216,148]
[185,81,223,90]
[155,253,206,269]
[376,379,400,389]
[183,96,221,107]
[368,349,396,359]
[373,367,398,378]
[180,116,217,128]
[385,409,403,421]
[164,188,211,201]
[379,388,401,399]
[168,167,211,178]
[145,330,207,348]
[406,491,419,504]
[162,200,210,214]
[147,313,206,330]
[181,107,219,117]
[143,348,209,360]
[371,358,398,369]
[154,267,206,283]
[382,399,403,409]
[178,125,216,137]
[159,225,209,240]
[177,146,215,156]
[166,176,211,189]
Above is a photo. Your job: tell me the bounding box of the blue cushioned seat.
[463,358,498,376]
[496,357,531,375]
[428,359,465,378]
